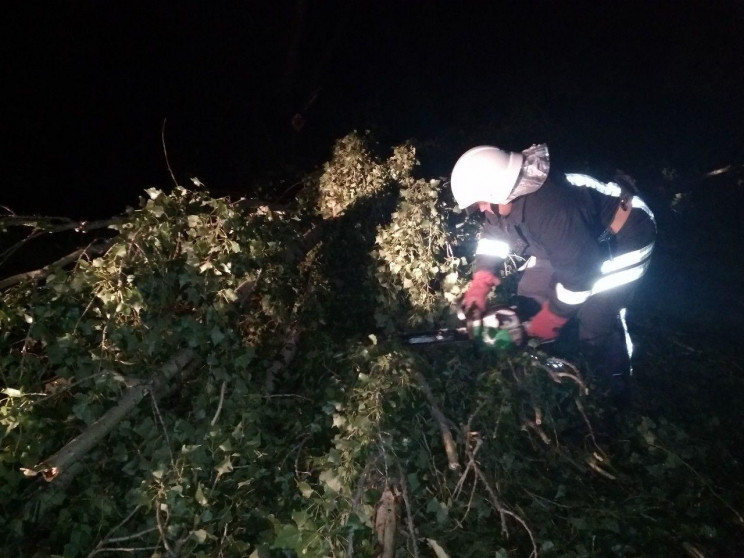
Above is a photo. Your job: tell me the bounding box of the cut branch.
[374,487,398,558]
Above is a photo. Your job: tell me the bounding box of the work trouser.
[516,208,656,398]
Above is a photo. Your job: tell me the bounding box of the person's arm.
[462,217,510,315]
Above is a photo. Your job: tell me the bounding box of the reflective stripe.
[601,241,654,274]
[557,253,651,305]
[549,174,655,306]
[556,282,592,305]
[565,173,622,197]
[565,173,656,225]
[475,238,510,259]
[619,307,634,360]
[630,195,656,224]
[592,261,648,294]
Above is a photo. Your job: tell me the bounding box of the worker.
[452,144,656,405]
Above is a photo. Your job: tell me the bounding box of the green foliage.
[1,132,742,557]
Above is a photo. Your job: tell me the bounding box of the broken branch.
[0,238,113,290]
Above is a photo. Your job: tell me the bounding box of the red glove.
[461,270,500,317]
[527,301,569,340]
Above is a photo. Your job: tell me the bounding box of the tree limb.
[0,238,114,290]
[0,215,122,235]
[28,348,197,481]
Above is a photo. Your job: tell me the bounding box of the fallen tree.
[1,132,743,557]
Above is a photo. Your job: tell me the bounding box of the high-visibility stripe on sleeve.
[565,173,656,224]
[555,282,592,305]
[475,238,510,259]
[565,173,623,197]
[600,241,654,274]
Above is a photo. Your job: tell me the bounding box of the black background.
[3,1,743,217]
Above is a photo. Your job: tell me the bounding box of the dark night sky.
[3,1,744,218]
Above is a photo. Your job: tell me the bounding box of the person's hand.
[460,270,500,318]
[526,301,568,340]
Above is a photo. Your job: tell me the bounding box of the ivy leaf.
[297,481,314,498]
[272,524,301,551]
[195,484,208,506]
[144,187,162,199]
[215,457,233,476]
[319,469,343,493]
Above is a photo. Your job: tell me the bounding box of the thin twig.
[161,118,179,188]
[108,527,159,544]
[29,371,115,407]
[473,464,508,537]
[150,392,176,470]
[210,381,227,426]
[473,464,538,558]
[263,393,313,402]
[586,456,617,480]
[88,546,159,557]
[396,461,420,558]
[86,505,143,558]
[652,442,744,524]
[155,502,173,556]
[574,397,606,458]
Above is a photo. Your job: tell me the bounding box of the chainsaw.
[402,306,526,351]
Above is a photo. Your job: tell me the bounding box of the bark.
[31,348,197,481]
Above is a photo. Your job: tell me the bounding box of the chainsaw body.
[403,306,525,350]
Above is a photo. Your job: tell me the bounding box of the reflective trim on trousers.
[475,238,510,259]
[619,307,634,371]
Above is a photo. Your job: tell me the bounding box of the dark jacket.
[474,170,653,318]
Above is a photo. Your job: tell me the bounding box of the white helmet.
[451,146,524,209]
